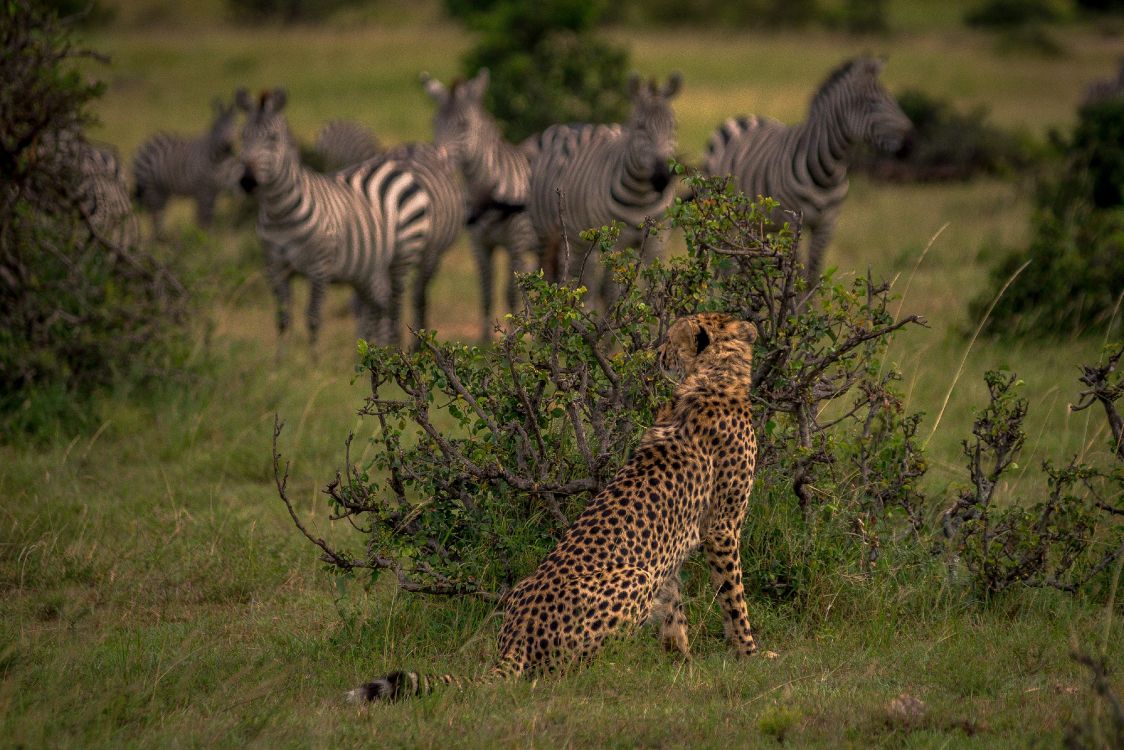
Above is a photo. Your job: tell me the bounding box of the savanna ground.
[2,1,1122,746]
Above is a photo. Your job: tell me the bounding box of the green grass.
[2,2,1123,746]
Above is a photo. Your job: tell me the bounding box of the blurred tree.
[454,0,630,141]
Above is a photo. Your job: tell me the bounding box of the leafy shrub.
[0,2,189,435]
[964,0,1063,28]
[458,0,629,141]
[941,366,1123,595]
[604,0,819,28]
[225,0,369,23]
[854,88,1037,182]
[973,98,1124,338]
[275,174,927,603]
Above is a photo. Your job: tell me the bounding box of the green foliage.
[964,0,1063,28]
[279,174,927,603]
[974,99,1124,338]
[225,0,370,23]
[855,88,1038,181]
[942,370,1123,596]
[457,0,630,141]
[0,2,190,436]
[605,0,820,28]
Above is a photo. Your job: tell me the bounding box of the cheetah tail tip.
[344,679,389,704]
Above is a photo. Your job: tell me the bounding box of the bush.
[458,0,629,141]
[0,2,189,435]
[964,0,1063,28]
[973,98,1124,338]
[226,0,370,23]
[275,174,927,603]
[854,88,1037,182]
[941,366,1123,595]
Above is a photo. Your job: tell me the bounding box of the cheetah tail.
[345,671,464,703]
[345,658,524,703]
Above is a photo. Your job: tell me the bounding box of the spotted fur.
[349,312,761,702]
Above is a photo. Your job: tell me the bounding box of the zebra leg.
[804,221,834,288]
[470,227,496,343]
[306,275,328,361]
[410,258,436,351]
[505,213,536,317]
[264,243,293,359]
[195,190,217,229]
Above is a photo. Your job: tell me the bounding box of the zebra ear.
[662,72,682,100]
[627,73,642,99]
[420,72,447,102]
[235,87,253,112]
[467,68,490,100]
[269,87,288,113]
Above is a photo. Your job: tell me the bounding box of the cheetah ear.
[694,325,711,355]
[735,320,758,345]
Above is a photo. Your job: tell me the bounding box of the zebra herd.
[78,55,912,354]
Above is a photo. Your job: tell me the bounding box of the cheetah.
[348,312,761,702]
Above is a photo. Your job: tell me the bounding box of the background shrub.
[225,0,370,23]
[854,88,1037,181]
[964,0,1064,29]
[0,2,190,435]
[457,0,629,141]
[974,97,1124,338]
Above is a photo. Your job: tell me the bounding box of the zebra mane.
[811,57,878,107]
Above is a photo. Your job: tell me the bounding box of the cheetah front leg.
[649,570,690,657]
[704,527,758,657]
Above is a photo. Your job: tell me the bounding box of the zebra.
[76,140,139,249]
[36,130,139,249]
[702,56,911,285]
[235,88,464,353]
[132,94,241,237]
[313,119,382,171]
[527,73,681,306]
[421,68,540,342]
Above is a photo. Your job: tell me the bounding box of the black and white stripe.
[313,119,382,171]
[237,88,464,351]
[527,73,681,304]
[76,140,139,249]
[132,94,240,237]
[422,68,539,341]
[703,57,911,283]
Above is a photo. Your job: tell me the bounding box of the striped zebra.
[527,73,681,305]
[40,130,138,249]
[702,57,911,284]
[76,140,139,249]
[132,94,241,237]
[422,68,539,342]
[313,119,382,171]
[236,88,464,352]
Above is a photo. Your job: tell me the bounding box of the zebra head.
[207,94,239,165]
[814,57,912,155]
[422,68,494,171]
[236,87,296,193]
[626,72,682,194]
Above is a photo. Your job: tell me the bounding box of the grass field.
[2,2,1122,747]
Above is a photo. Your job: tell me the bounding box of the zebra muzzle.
[239,168,258,194]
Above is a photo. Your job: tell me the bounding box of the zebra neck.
[793,117,853,189]
[257,156,310,220]
[462,134,527,204]
[620,134,662,197]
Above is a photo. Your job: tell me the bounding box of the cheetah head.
[658,313,757,380]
